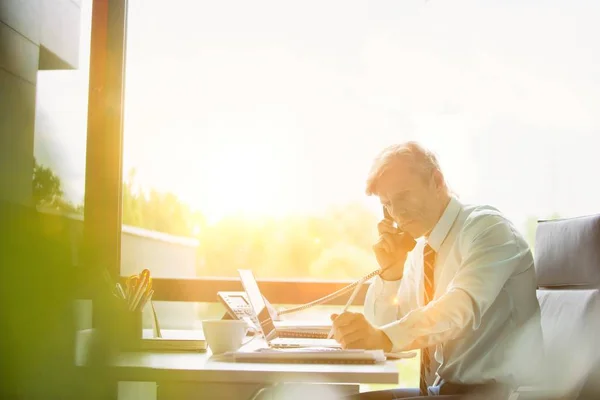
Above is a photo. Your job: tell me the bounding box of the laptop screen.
[238,269,277,341]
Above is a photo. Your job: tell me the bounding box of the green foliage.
[32,159,83,214]
[122,169,144,227]
[120,168,382,279]
[33,160,63,204]
[196,204,379,279]
[121,168,205,237]
[309,243,376,280]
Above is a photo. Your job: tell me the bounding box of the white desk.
[77,330,401,400]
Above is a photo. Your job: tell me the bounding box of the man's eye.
[394,193,408,202]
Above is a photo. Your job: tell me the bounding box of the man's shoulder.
[461,203,507,223]
[453,201,533,272]
[457,202,515,241]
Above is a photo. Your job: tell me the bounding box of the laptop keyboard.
[277,331,329,339]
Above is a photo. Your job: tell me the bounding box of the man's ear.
[432,169,445,191]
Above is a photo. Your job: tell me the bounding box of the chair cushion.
[535,214,600,287]
[535,289,600,397]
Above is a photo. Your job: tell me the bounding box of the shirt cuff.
[381,320,413,353]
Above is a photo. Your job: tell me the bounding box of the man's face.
[375,159,441,238]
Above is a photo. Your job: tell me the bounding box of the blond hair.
[365,141,444,196]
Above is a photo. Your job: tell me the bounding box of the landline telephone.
[217,207,416,323]
[217,291,270,328]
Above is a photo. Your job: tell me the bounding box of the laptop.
[238,269,341,349]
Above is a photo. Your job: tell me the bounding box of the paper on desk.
[254,347,350,353]
[384,351,417,360]
[212,347,413,363]
[255,348,416,359]
[225,347,387,363]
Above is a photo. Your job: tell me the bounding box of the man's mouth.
[397,220,414,230]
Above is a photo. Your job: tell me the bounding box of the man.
[330,142,543,399]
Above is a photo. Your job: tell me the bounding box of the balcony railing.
[70,218,372,306]
[75,273,370,306]
[145,277,370,305]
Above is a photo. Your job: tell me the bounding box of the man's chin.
[402,222,426,239]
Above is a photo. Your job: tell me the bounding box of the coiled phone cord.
[277,268,381,316]
[277,221,416,316]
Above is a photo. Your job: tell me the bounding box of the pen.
[115,283,126,300]
[135,288,154,312]
[327,278,365,339]
[126,276,138,305]
[150,296,162,338]
[129,269,151,310]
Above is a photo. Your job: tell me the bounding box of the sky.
[34,0,600,230]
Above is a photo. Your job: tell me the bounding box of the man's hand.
[330,312,393,352]
[373,219,415,281]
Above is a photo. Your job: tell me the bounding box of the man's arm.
[364,251,416,326]
[381,213,530,352]
[364,276,401,326]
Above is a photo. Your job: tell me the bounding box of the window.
[119,1,600,388]
[122,0,600,281]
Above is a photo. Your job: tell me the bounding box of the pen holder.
[118,306,142,350]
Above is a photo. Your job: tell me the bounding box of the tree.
[309,243,377,280]
[122,168,143,227]
[195,203,380,279]
[32,159,82,214]
[121,168,205,237]
[118,167,381,280]
[33,159,64,207]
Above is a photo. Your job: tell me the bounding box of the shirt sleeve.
[380,212,529,352]
[364,275,402,326]
[364,250,417,327]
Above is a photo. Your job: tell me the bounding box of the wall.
[120,225,200,330]
[0,0,81,205]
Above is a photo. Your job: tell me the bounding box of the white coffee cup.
[201,320,254,354]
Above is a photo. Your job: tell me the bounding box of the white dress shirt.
[364,196,544,387]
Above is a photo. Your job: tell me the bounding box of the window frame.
[81,0,371,307]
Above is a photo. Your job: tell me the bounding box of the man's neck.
[425,194,452,239]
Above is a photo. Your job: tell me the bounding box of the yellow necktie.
[420,244,436,396]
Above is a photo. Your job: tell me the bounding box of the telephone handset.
[383,206,395,227]
[382,206,417,256]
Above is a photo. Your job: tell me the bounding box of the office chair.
[512,214,600,400]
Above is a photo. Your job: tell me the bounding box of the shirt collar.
[426,196,462,252]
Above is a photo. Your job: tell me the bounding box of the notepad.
[140,329,207,351]
[225,347,386,364]
[275,322,331,339]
